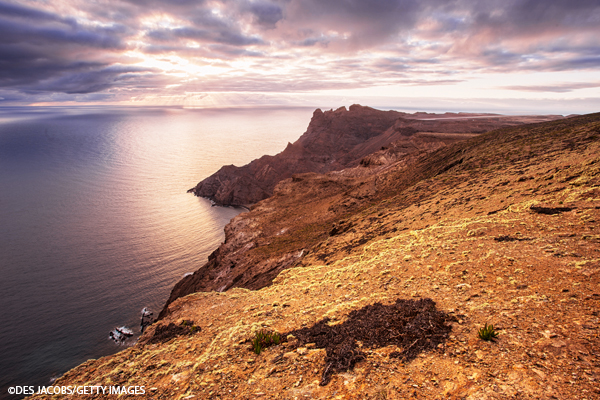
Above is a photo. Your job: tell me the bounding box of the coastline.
[186,188,252,211]
[0,106,310,399]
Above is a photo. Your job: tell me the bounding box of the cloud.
[0,0,136,97]
[146,26,264,46]
[438,0,600,71]
[31,65,161,94]
[246,1,283,28]
[0,1,70,23]
[501,82,600,93]
[0,0,599,104]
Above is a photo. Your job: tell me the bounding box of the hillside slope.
[31,113,600,400]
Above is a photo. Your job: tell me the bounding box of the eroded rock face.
[188,105,403,206]
[188,105,563,207]
[160,171,358,319]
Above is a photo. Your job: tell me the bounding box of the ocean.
[0,106,313,398]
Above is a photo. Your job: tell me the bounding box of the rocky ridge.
[29,112,600,400]
[188,104,560,207]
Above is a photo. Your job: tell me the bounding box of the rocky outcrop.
[188,105,403,206]
[39,112,600,400]
[188,105,561,207]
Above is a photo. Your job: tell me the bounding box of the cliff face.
[188,104,560,207]
[33,112,600,400]
[188,105,404,206]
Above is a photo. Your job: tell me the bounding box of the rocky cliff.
[188,104,560,207]
[30,111,600,400]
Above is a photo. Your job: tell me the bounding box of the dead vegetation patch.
[286,298,455,385]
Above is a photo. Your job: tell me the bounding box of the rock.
[296,347,308,355]
[189,105,403,206]
[189,105,548,207]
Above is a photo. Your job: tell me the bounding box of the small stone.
[532,368,546,379]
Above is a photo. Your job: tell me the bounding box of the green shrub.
[478,323,499,341]
[251,330,282,354]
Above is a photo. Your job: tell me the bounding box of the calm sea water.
[0,106,313,398]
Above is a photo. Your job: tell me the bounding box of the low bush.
[251,330,281,354]
[478,323,499,341]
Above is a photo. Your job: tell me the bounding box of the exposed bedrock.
[188,104,562,207]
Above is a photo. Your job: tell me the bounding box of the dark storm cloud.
[0,16,125,49]
[0,1,69,23]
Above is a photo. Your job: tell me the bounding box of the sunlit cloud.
[0,0,598,112]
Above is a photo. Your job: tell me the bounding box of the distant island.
[35,107,600,400]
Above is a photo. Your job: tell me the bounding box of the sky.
[0,0,599,113]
